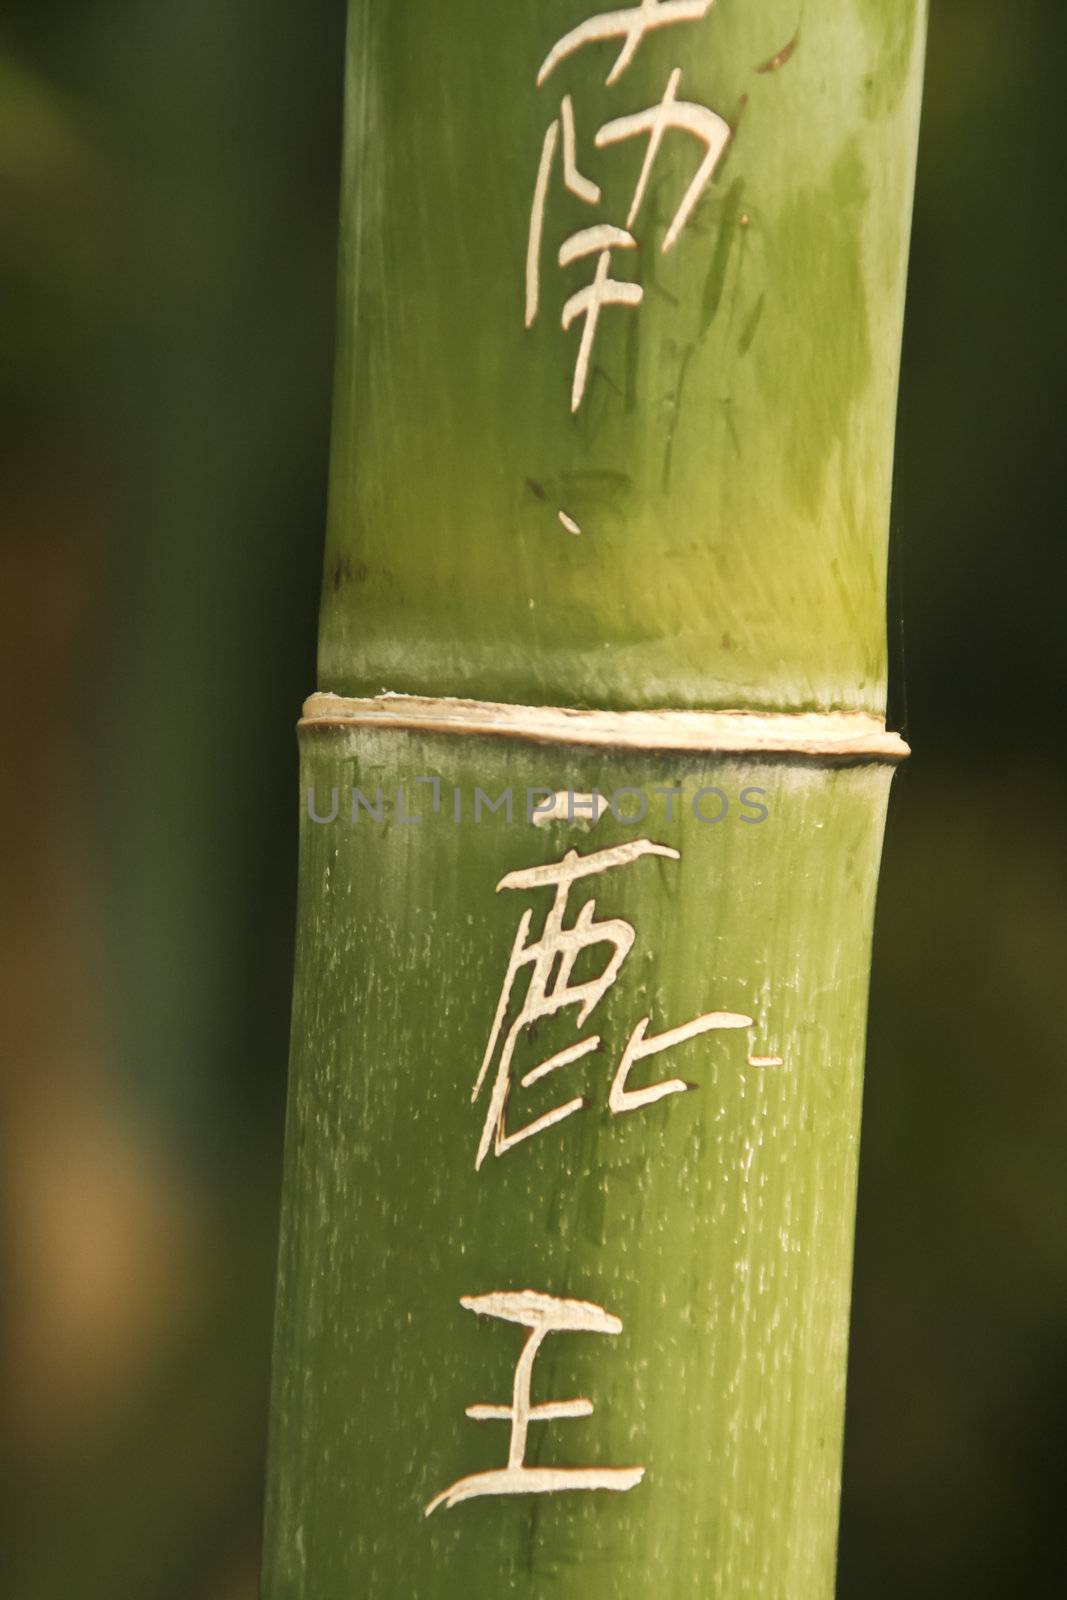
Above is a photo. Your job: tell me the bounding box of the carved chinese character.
[527,9,730,413]
[472,840,676,1168]
[472,840,771,1167]
[425,1290,644,1516]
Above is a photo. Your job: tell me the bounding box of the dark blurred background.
[0,3,1062,1597]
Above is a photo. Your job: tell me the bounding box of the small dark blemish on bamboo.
[737,290,765,357]
[757,31,800,75]
[330,555,369,591]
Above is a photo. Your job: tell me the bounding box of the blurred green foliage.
[0,3,1062,1597]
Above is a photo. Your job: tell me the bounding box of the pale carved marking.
[597,66,732,251]
[609,1010,755,1113]
[526,97,601,328]
[495,839,679,894]
[538,0,715,88]
[558,226,641,411]
[427,1465,644,1513]
[530,789,608,828]
[470,840,783,1155]
[561,94,601,204]
[495,1084,589,1156]
[460,1288,623,1332]
[530,5,726,410]
[467,1399,594,1422]
[563,249,643,411]
[521,1034,601,1089]
[559,222,636,268]
[425,1290,644,1517]
[525,120,559,327]
[472,841,678,1168]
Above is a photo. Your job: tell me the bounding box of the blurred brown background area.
[0,3,1062,1597]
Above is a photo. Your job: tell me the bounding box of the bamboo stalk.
[263,3,926,1595]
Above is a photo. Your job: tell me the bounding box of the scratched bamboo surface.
[320,0,924,712]
[263,1,925,1595]
[264,740,892,1597]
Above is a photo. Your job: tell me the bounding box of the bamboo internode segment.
[300,692,910,762]
[317,3,928,719]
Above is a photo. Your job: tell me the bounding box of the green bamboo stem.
[263,3,926,1595]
